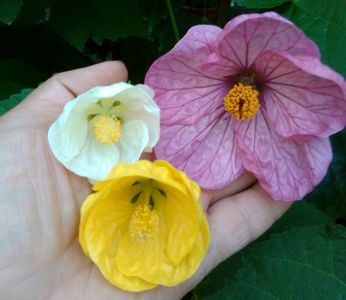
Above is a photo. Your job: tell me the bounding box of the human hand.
[0,62,291,300]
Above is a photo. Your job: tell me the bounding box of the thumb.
[1,61,128,127]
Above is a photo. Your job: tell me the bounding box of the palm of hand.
[0,62,290,300]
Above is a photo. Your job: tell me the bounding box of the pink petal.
[154,107,244,189]
[255,51,346,137]
[234,111,332,201]
[145,25,226,126]
[207,12,320,74]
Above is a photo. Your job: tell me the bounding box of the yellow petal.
[95,250,157,292]
[80,181,156,291]
[154,160,201,201]
[115,222,176,285]
[80,160,210,291]
[160,184,199,266]
[94,160,191,196]
[116,185,203,286]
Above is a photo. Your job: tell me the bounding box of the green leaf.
[0,0,23,25]
[10,0,50,28]
[49,0,151,51]
[138,0,167,34]
[196,225,346,299]
[0,59,46,99]
[0,88,32,116]
[263,201,330,238]
[280,0,346,77]
[306,130,346,219]
[234,0,290,9]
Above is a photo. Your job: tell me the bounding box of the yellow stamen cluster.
[93,115,122,144]
[129,204,159,243]
[224,82,260,121]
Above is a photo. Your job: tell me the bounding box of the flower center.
[93,115,122,144]
[224,83,260,121]
[129,204,159,243]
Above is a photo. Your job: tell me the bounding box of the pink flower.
[145,12,346,201]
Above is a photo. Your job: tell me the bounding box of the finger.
[27,61,128,106]
[4,61,128,127]
[200,172,256,211]
[152,185,291,299]
[205,172,256,204]
[207,184,291,267]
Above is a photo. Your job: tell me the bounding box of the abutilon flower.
[48,82,160,181]
[145,12,346,201]
[79,160,209,292]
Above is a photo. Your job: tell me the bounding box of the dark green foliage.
[0,0,23,25]
[0,88,32,115]
[196,225,346,299]
[0,1,345,299]
[234,0,290,9]
[280,0,346,77]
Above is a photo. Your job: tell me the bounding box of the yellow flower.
[79,160,210,292]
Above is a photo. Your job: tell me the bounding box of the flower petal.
[77,82,132,108]
[115,187,200,286]
[81,160,209,290]
[117,120,149,162]
[208,12,319,74]
[154,107,244,189]
[116,85,159,150]
[255,51,346,137]
[94,160,195,198]
[145,25,226,126]
[79,185,156,292]
[67,134,120,181]
[48,101,88,162]
[158,184,199,266]
[235,111,332,201]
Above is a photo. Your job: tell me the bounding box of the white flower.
[48,82,160,181]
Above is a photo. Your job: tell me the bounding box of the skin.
[0,61,291,300]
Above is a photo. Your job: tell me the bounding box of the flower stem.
[165,0,180,42]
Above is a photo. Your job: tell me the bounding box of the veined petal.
[145,25,226,126]
[154,107,244,189]
[117,120,149,162]
[67,134,120,181]
[235,111,332,201]
[209,12,319,73]
[255,51,346,137]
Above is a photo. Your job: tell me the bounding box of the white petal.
[48,82,159,181]
[117,85,160,149]
[48,121,64,160]
[136,84,155,98]
[72,82,132,114]
[58,99,77,124]
[67,134,120,181]
[60,115,88,159]
[48,108,88,162]
[117,120,149,162]
[88,82,132,98]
